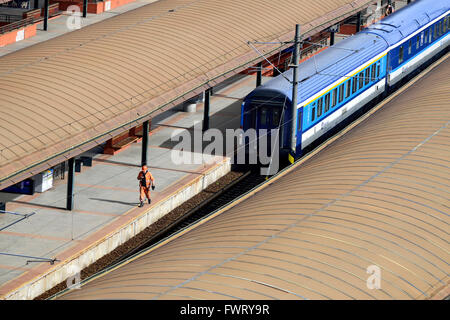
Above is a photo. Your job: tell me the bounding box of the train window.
[260,107,267,125]
[376,63,380,79]
[416,36,419,49]
[339,84,344,102]
[424,29,428,44]
[346,79,351,98]
[408,40,412,55]
[434,24,438,39]
[297,110,301,131]
[332,88,337,107]
[273,108,280,126]
[352,75,357,94]
[311,106,315,122]
[324,93,330,112]
[358,72,364,89]
[365,68,370,85]
[371,64,376,81]
[448,16,450,30]
[440,20,444,35]
[317,98,323,117]
[399,46,404,64]
[429,27,433,42]
[445,17,448,33]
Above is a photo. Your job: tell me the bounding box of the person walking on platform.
[137,165,155,207]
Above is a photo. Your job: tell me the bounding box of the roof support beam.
[356,11,361,32]
[141,120,149,167]
[256,62,263,87]
[43,0,49,31]
[83,0,88,18]
[66,158,75,211]
[203,88,211,132]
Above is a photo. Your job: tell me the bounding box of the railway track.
[107,169,267,267]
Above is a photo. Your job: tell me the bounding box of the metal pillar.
[66,159,75,211]
[256,62,262,87]
[83,0,88,18]
[289,24,301,162]
[141,120,149,166]
[43,0,49,31]
[356,12,361,33]
[203,88,211,132]
[330,31,335,46]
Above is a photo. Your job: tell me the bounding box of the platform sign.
[104,1,111,11]
[16,29,25,42]
[35,169,53,193]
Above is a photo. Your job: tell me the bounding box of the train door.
[256,104,283,158]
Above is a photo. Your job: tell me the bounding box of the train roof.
[363,0,449,46]
[246,0,449,106]
[247,31,387,105]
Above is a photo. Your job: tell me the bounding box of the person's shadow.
[89,198,137,207]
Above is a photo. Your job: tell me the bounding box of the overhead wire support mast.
[289,24,301,163]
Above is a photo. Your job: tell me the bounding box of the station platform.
[0,71,271,300]
[0,0,157,55]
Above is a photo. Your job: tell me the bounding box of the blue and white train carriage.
[241,0,449,161]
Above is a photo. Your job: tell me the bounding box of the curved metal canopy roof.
[0,0,373,188]
[58,57,450,300]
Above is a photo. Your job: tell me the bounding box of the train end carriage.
[241,31,388,162]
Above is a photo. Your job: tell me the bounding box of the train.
[241,0,449,163]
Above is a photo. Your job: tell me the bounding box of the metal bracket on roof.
[247,41,292,83]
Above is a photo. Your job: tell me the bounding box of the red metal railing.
[0,3,61,35]
[0,16,34,34]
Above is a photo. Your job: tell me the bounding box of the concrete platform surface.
[0,70,271,299]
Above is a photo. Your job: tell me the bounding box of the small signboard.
[35,169,53,193]
[104,1,111,11]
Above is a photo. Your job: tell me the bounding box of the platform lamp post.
[289,24,301,164]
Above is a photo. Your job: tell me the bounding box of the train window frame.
[346,79,351,98]
[339,83,344,103]
[358,71,364,89]
[352,75,357,94]
[324,93,330,112]
[273,108,280,126]
[399,46,404,64]
[364,68,370,85]
[332,88,337,107]
[259,107,268,126]
[317,98,323,117]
